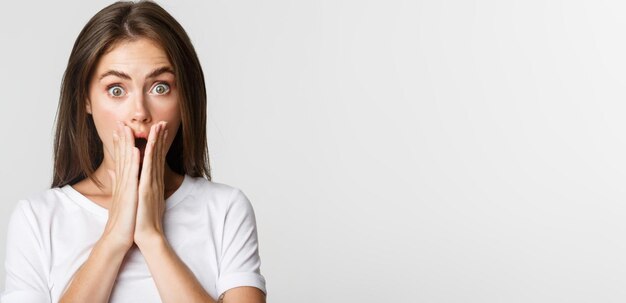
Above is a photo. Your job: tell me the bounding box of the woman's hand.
[101,121,140,252]
[134,121,168,247]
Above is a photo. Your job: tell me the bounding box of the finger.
[142,123,160,180]
[117,121,126,179]
[161,122,167,163]
[117,121,126,175]
[160,126,169,193]
[131,147,140,182]
[112,129,120,176]
[161,123,168,169]
[124,124,135,178]
[161,122,168,182]
[156,122,166,180]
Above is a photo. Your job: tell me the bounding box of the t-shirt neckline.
[61,174,192,219]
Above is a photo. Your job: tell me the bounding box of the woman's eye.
[107,85,125,97]
[151,83,170,95]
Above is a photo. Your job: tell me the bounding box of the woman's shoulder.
[186,175,239,194]
[13,186,70,215]
[184,175,253,210]
[7,186,71,234]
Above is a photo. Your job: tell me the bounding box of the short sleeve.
[215,188,267,297]
[0,200,51,303]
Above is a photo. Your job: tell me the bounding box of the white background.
[1,0,625,302]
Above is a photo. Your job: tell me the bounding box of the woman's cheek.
[91,111,118,159]
[165,125,179,153]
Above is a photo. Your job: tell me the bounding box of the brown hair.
[52,0,211,188]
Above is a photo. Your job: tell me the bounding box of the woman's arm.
[217,287,267,303]
[59,124,140,302]
[58,236,129,303]
[138,234,266,303]
[134,126,265,302]
[138,234,216,303]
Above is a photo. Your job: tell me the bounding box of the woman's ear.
[86,99,92,114]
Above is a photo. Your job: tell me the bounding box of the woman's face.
[87,38,181,166]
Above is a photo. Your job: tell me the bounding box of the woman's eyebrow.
[98,66,175,81]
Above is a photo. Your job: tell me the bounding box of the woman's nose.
[131,93,151,123]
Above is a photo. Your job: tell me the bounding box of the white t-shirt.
[0,175,266,303]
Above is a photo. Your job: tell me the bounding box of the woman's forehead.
[95,38,174,80]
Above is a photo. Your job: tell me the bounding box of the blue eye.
[152,83,170,95]
[107,85,125,97]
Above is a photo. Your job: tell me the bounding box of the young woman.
[0,1,266,302]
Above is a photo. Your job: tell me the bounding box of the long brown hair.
[52,0,211,188]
